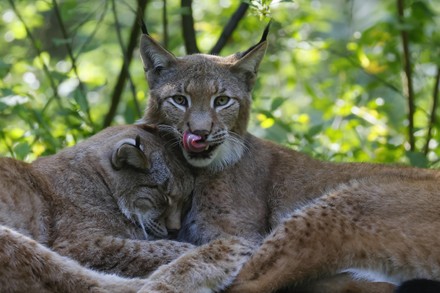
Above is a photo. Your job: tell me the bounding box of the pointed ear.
[140,34,177,74]
[232,41,267,74]
[231,22,269,75]
[111,137,150,170]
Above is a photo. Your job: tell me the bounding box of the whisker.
[135,213,149,240]
[155,124,183,149]
[211,131,227,140]
[228,132,247,150]
[157,124,182,138]
[164,139,181,149]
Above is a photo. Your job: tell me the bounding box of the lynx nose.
[191,129,210,141]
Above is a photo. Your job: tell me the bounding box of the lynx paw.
[138,237,255,293]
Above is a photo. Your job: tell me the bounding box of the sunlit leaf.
[13,142,31,160]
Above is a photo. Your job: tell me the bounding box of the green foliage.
[0,0,439,168]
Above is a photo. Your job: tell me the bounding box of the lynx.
[139,27,440,292]
[0,124,254,292]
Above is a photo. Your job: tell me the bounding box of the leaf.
[73,91,90,118]
[52,38,73,47]
[307,124,323,137]
[13,142,31,160]
[405,151,429,168]
[0,101,7,112]
[270,97,286,111]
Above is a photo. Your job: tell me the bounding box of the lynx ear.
[232,42,267,74]
[140,34,177,74]
[231,23,269,80]
[111,136,150,170]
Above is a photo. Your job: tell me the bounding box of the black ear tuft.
[138,16,149,35]
[259,20,271,44]
[135,135,141,148]
[239,22,270,58]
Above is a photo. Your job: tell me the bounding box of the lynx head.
[100,125,193,239]
[139,27,268,171]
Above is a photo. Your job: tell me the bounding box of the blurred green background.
[0,0,439,167]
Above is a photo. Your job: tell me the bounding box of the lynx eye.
[214,96,231,107]
[171,95,188,107]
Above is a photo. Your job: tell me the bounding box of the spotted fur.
[0,125,253,292]
[140,31,440,293]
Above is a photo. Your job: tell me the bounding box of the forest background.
[0,0,439,168]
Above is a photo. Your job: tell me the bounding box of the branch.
[110,0,141,119]
[52,0,94,127]
[103,0,148,128]
[75,1,109,58]
[163,0,169,48]
[397,0,416,151]
[210,2,249,55]
[7,0,63,109]
[181,0,199,54]
[423,67,440,155]
[0,131,15,158]
[317,45,402,95]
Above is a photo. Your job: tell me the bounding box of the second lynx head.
[140,30,267,171]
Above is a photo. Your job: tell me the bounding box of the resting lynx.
[0,124,254,292]
[140,27,440,292]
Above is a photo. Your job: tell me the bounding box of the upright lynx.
[140,26,440,292]
[0,124,254,293]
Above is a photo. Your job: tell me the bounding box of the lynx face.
[109,133,191,239]
[140,34,267,171]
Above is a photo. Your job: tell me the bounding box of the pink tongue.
[183,131,208,153]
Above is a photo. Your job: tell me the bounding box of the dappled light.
[0,0,439,168]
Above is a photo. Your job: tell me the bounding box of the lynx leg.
[226,205,363,292]
[292,273,395,293]
[139,237,255,293]
[227,180,440,293]
[0,225,144,293]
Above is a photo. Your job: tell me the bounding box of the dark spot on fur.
[94,238,102,247]
[249,272,260,280]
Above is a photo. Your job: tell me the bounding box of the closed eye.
[134,197,155,209]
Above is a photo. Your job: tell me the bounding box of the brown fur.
[0,124,255,292]
[140,32,440,293]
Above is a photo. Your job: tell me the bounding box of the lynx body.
[0,124,254,292]
[140,30,440,293]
